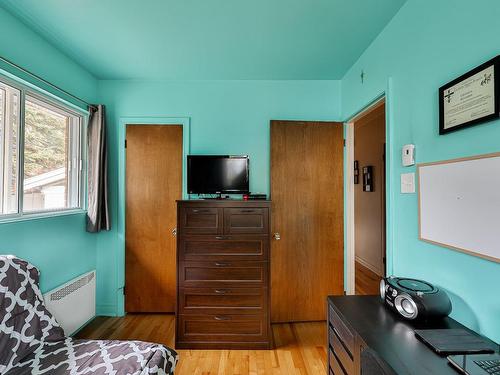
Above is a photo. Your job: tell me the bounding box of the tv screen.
[188,155,249,194]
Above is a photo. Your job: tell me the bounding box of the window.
[23,96,81,212]
[0,78,84,219]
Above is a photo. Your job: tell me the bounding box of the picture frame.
[354,160,359,184]
[362,165,373,192]
[439,56,500,135]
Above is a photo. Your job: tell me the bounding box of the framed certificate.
[439,56,499,134]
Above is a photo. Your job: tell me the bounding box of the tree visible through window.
[23,96,80,212]
[24,100,67,179]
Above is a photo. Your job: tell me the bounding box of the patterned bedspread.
[0,255,178,375]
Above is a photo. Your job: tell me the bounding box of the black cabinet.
[327,296,498,375]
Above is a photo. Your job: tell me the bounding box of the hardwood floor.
[355,261,382,295]
[76,314,327,375]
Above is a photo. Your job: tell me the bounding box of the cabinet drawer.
[329,326,354,374]
[329,349,347,375]
[178,261,268,287]
[329,304,355,355]
[179,207,223,234]
[223,208,269,234]
[177,313,268,343]
[179,287,267,314]
[179,235,269,261]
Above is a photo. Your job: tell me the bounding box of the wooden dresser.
[176,200,271,349]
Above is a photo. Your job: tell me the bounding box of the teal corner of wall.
[96,303,118,317]
[116,288,125,317]
[97,287,125,317]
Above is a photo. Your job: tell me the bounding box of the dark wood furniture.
[327,295,498,375]
[176,200,271,349]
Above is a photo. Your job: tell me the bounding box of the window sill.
[0,209,87,225]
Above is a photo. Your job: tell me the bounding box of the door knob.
[273,232,281,240]
[172,228,177,237]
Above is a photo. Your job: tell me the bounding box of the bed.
[0,255,178,375]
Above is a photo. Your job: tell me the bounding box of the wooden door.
[125,125,183,312]
[271,120,344,322]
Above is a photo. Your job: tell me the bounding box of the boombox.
[380,276,452,320]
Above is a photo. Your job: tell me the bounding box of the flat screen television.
[187,155,249,194]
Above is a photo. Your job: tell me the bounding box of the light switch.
[401,173,415,194]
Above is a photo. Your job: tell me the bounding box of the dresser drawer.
[179,207,223,234]
[178,261,268,287]
[329,304,355,356]
[179,287,267,314]
[329,326,354,374]
[329,349,347,375]
[223,208,269,234]
[177,313,268,344]
[179,235,269,261]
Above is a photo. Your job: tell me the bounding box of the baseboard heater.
[43,270,96,336]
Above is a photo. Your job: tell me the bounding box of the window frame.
[0,80,21,217]
[0,74,87,223]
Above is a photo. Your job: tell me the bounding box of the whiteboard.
[418,153,500,263]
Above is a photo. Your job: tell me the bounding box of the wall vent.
[49,272,95,301]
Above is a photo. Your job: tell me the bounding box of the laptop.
[415,329,497,355]
[448,353,500,375]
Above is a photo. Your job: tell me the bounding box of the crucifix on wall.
[444,89,454,103]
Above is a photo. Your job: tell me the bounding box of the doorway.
[125,124,183,312]
[270,120,344,322]
[346,99,387,296]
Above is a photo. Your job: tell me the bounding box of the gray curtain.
[86,104,110,232]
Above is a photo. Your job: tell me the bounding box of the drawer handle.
[192,209,210,213]
[215,235,228,240]
[214,289,229,294]
[215,262,231,267]
[240,209,256,213]
[214,315,231,321]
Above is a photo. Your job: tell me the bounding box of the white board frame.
[418,152,500,263]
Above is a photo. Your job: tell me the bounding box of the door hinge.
[124,139,127,148]
[343,139,346,147]
[123,286,126,295]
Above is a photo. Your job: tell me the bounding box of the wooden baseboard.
[355,256,383,277]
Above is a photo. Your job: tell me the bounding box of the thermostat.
[402,144,415,166]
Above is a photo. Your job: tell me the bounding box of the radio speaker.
[380,276,451,320]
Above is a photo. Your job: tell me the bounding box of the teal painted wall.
[0,8,97,107]
[95,79,341,314]
[342,0,500,342]
[0,7,98,292]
